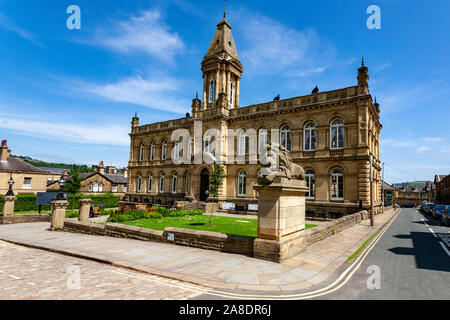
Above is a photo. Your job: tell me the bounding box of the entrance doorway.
[200,168,210,201]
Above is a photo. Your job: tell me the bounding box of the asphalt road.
[320,208,450,300]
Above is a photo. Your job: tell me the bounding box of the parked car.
[401,202,415,208]
[426,204,436,216]
[420,201,429,213]
[431,204,448,220]
[442,207,450,226]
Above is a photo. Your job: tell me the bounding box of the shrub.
[156,207,170,217]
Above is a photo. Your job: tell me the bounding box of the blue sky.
[0,0,449,183]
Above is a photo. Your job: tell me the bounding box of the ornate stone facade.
[125,18,382,218]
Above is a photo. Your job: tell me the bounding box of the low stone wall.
[105,223,165,243]
[58,210,366,261]
[305,211,364,246]
[63,220,106,236]
[0,214,51,224]
[164,227,254,256]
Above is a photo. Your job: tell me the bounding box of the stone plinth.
[253,177,309,262]
[78,199,92,222]
[2,196,17,217]
[50,200,69,230]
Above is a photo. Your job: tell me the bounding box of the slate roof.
[104,174,127,184]
[204,18,240,61]
[0,158,47,174]
[382,181,394,191]
[395,185,426,192]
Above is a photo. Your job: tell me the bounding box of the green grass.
[346,229,381,263]
[122,215,317,238]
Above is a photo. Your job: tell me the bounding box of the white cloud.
[78,75,189,114]
[416,146,431,153]
[92,10,184,63]
[0,13,43,47]
[0,113,129,146]
[421,137,444,143]
[236,12,334,76]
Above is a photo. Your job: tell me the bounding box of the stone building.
[435,174,450,204]
[0,140,57,195]
[382,181,395,206]
[394,185,426,207]
[125,17,383,217]
[47,161,128,197]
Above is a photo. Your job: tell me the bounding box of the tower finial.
[196,91,198,99]
[362,56,365,67]
[224,0,227,18]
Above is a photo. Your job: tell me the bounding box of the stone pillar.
[253,177,309,262]
[2,196,17,216]
[78,199,92,222]
[50,199,69,230]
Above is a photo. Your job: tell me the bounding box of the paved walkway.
[0,208,398,293]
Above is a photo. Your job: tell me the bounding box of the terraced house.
[125,17,382,218]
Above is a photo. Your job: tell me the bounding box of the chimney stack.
[106,165,116,175]
[1,140,11,161]
[98,161,105,174]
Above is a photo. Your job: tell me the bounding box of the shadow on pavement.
[389,232,450,273]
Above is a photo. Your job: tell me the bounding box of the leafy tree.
[209,164,225,198]
[65,165,93,209]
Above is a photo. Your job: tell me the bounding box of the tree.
[65,165,93,209]
[209,164,225,198]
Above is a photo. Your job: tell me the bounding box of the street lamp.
[6,175,14,197]
[56,175,67,200]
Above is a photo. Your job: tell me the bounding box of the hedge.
[0,193,120,213]
[107,208,203,223]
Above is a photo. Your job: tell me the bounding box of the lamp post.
[6,175,14,197]
[55,175,67,201]
[205,190,213,227]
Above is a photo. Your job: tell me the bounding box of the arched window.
[237,170,247,197]
[174,139,180,160]
[280,126,292,151]
[230,80,234,104]
[150,143,155,161]
[330,168,344,200]
[305,169,315,199]
[88,183,93,192]
[209,78,216,103]
[159,173,165,193]
[304,122,316,151]
[139,143,145,162]
[99,184,103,193]
[93,182,98,193]
[258,128,269,155]
[162,141,167,160]
[137,174,142,193]
[330,119,344,149]
[238,131,249,156]
[148,174,153,193]
[172,173,178,193]
[204,135,212,155]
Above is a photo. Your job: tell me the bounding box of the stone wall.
[305,211,364,246]
[59,210,367,261]
[0,214,51,224]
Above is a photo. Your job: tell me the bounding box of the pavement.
[0,240,205,300]
[316,208,450,300]
[0,208,398,295]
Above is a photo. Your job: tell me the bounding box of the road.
[0,240,207,300]
[319,208,450,299]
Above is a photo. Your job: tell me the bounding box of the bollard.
[78,199,92,222]
[2,196,17,217]
[50,199,69,230]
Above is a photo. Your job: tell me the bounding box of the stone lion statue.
[257,143,305,186]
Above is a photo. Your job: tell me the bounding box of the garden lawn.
[123,215,317,238]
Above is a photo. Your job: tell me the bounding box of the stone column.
[50,199,69,230]
[253,177,309,262]
[2,196,17,216]
[78,199,92,222]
